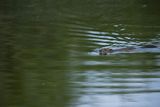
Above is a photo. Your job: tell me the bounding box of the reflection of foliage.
[0,0,72,107]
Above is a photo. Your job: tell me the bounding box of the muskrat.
[99,44,157,55]
[99,47,135,55]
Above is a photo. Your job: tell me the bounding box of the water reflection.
[0,0,160,107]
[64,2,160,106]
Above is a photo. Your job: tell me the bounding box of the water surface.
[0,0,160,107]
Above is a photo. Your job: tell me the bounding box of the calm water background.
[0,0,160,107]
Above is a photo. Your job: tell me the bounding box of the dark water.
[0,0,160,107]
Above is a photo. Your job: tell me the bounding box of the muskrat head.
[99,48,113,55]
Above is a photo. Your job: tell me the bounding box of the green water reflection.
[0,0,160,107]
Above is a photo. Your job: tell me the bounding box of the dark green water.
[0,0,160,107]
